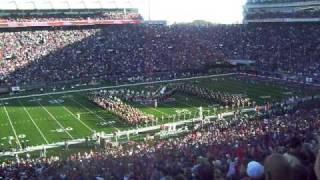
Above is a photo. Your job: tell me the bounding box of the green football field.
[0,75,302,151]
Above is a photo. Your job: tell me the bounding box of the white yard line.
[174,94,201,110]
[63,106,94,132]
[17,99,49,144]
[69,97,120,132]
[151,108,170,116]
[138,102,170,116]
[48,95,94,133]
[3,105,22,149]
[38,102,74,139]
[78,110,105,115]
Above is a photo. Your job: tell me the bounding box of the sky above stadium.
[4,0,246,24]
[137,0,247,24]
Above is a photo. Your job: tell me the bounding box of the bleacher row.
[1,98,320,179]
[247,0,317,4]
[0,11,320,179]
[0,23,319,88]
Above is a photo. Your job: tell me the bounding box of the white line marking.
[3,105,22,149]
[174,94,200,110]
[47,95,94,133]
[18,99,49,144]
[38,102,74,139]
[69,97,120,132]
[138,102,170,116]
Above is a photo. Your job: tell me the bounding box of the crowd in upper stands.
[245,10,320,19]
[0,12,142,22]
[246,0,316,4]
[0,23,319,88]
[1,98,320,179]
[0,10,319,179]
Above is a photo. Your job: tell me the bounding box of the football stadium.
[0,0,320,179]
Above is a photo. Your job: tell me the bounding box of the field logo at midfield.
[175,109,190,114]
[231,93,247,98]
[2,136,26,145]
[97,121,116,127]
[18,134,26,139]
[48,99,65,104]
[61,95,73,99]
[51,127,73,133]
[260,95,271,99]
[29,98,42,102]
[282,92,293,95]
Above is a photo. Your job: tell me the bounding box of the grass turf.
[0,75,302,151]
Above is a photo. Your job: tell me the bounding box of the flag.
[160,86,166,94]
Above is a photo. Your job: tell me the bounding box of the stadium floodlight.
[64,0,71,10]
[96,0,103,9]
[10,0,19,10]
[125,0,133,8]
[81,0,88,9]
[27,1,38,10]
[147,0,151,20]
[111,0,118,8]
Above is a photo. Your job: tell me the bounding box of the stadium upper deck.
[0,0,143,28]
[244,0,320,23]
[247,0,318,4]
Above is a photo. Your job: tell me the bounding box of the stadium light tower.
[63,0,71,10]
[27,1,37,10]
[111,0,118,9]
[148,0,151,20]
[125,0,134,16]
[81,0,88,9]
[47,0,55,10]
[96,0,105,9]
[10,0,19,10]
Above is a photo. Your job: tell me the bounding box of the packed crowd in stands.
[0,12,142,22]
[1,98,320,179]
[0,23,319,88]
[89,91,153,124]
[245,10,320,20]
[0,6,320,180]
[246,0,316,4]
[1,5,320,180]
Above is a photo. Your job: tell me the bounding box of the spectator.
[283,137,303,168]
[264,153,291,180]
[246,161,264,180]
[315,150,320,180]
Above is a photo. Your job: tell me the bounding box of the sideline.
[18,99,50,144]
[3,105,22,149]
[0,107,255,157]
[38,102,74,139]
[0,73,236,101]
[47,94,94,133]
